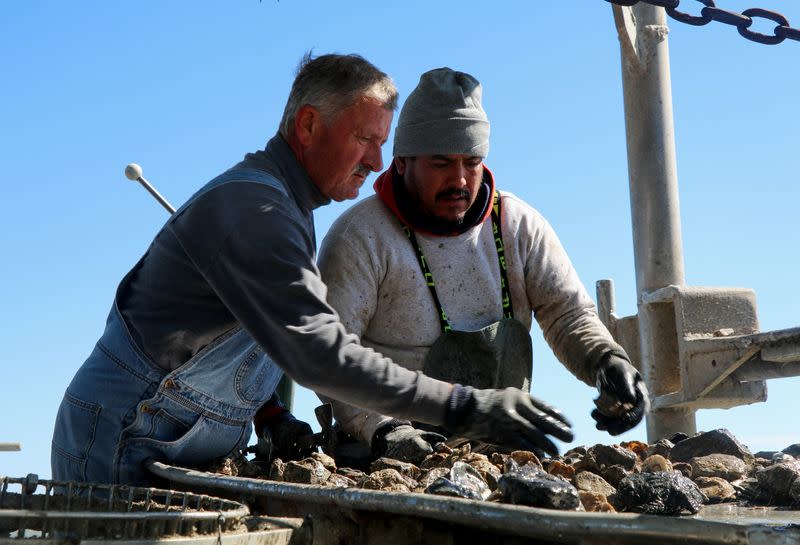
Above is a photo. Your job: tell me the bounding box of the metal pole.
[0,442,21,451]
[613,4,696,441]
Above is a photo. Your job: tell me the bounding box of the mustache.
[435,188,470,201]
[353,164,371,177]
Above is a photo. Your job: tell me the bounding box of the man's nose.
[364,141,383,172]
[451,163,468,185]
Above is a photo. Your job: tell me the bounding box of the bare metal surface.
[614,3,696,441]
[147,461,800,545]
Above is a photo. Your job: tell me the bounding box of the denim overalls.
[52,169,286,485]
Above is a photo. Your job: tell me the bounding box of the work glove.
[254,394,315,461]
[444,385,574,458]
[371,420,447,465]
[591,354,650,436]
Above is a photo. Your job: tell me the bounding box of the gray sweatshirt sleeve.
[170,182,453,425]
[317,217,397,444]
[521,206,627,387]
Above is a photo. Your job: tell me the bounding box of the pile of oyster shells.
[212,428,800,516]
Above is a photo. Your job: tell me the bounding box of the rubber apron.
[409,191,532,391]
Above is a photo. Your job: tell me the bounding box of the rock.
[450,461,491,499]
[468,459,502,490]
[490,452,509,471]
[670,433,690,444]
[579,491,616,512]
[311,452,337,472]
[336,467,366,483]
[434,442,452,454]
[646,439,674,460]
[268,458,286,481]
[498,463,580,510]
[419,467,451,489]
[790,479,800,504]
[735,478,765,503]
[420,452,450,469]
[361,468,417,492]
[585,444,638,471]
[755,461,800,504]
[783,444,800,458]
[370,457,422,481]
[642,455,673,473]
[615,471,707,515]
[425,461,490,501]
[689,454,748,481]
[754,451,779,460]
[620,441,649,460]
[672,462,693,479]
[325,473,356,488]
[694,476,736,504]
[564,446,588,458]
[283,459,331,485]
[509,450,542,468]
[543,460,576,481]
[669,429,754,465]
[600,465,630,488]
[574,471,616,497]
[772,453,797,464]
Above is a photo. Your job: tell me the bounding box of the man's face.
[396,154,484,226]
[303,99,392,202]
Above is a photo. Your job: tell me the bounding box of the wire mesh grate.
[0,474,249,540]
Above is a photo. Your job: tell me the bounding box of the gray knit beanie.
[393,67,489,158]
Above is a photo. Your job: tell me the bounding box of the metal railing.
[0,474,248,540]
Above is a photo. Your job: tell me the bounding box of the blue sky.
[2,1,799,480]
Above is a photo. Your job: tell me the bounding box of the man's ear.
[394,156,408,175]
[294,105,321,147]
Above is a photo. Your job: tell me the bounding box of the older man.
[52,55,572,486]
[318,68,648,464]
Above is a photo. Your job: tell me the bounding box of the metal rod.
[613,4,696,441]
[124,163,176,214]
[0,443,20,452]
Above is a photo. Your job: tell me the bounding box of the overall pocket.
[51,392,101,482]
[117,414,248,484]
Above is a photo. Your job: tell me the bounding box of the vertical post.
[613,4,696,441]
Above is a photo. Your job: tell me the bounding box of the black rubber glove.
[254,394,315,461]
[591,354,649,436]
[262,411,315,461]
[371,420,447,464]
[444,386,574,457]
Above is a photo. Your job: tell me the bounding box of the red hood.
[373,164,496,237]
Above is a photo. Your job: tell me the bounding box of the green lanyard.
[403,190,514,333]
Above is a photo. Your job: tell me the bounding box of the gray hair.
[279,52,398,139]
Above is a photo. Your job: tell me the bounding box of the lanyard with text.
[403,190,514,333]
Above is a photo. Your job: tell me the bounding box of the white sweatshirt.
[317,190,625,444]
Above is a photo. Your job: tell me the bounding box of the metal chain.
[606,0,800,44]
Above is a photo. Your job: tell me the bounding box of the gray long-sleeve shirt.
[117,134,453,425]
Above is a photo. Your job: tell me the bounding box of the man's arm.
[316,212,397,444]
[171,183,452,425]
[520,204,627,386]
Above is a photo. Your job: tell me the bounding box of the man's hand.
[444,386,573,457]
[254,394,315,461]
[261,412,315,461]
[371,421,446,464]
[591,354,649,436]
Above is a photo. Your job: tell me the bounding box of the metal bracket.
[597,280,800,411]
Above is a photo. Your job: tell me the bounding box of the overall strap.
[170,168,289,220]
[403,190,514,333]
